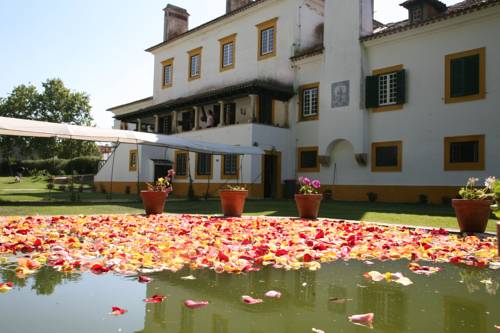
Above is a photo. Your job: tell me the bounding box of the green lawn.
[1,176,497,232]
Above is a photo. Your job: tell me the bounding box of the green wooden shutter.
[396,69,406,105]
[464,55,480,96]
[450,58,465,97]
[365,75,379,108]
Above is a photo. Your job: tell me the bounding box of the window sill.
[195,174,212,180]
[297,167,320,173]
[444,163,485,171]
[372,104,403,113]
[298,115,319,122]
[220,64,235,72]
[188,75,201,82]
[221,174,239,180]
[162,83,173,90]
[371,166,402,173]
[445,93,485,104]
[258,52,276,61]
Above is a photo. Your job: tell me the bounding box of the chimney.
[163,4,189,42]
[226,0,253,13]
[400,0,447,23]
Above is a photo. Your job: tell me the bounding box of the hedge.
[0,156,101,176]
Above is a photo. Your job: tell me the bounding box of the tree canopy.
[0,79,101,160]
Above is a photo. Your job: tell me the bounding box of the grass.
[1,177,497,232]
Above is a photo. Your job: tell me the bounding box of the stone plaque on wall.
[331,80,350,108]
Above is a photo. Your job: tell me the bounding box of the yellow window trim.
[444,135,485,171]
[128,149,138,172]
[161,58,174,89]
[445,47,486,104]
[297,146,320,173]
[221,154,240,180]
[372,64,404,113]
[174,150,188,179]
[371,141,403,173]
[219,33,237,72]
[195,153,213,180]
[298,83,320,122]
[256,17,278,61]
[187,47,203,81]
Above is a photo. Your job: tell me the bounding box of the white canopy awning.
[0,117,263,155]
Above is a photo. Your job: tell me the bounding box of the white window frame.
[190,54,201,77]
[303,87,319,117]
[163,64,172,85]
[222,42,234,68]
[261,27,274,55]
[378,72,398,106]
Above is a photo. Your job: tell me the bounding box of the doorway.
[259,95,273,125]
[153,161,173,181]
[262,151,281,199]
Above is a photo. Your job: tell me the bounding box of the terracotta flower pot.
[452,199,492,233]
[295,194,323,219]
[219,190,248,217]
[140,191,168,215]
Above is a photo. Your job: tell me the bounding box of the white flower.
[467,177,479,186]
[485,176,497,190]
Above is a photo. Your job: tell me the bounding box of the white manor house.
[95,0,500,203]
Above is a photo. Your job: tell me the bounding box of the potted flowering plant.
[452,177,495,233]
[219,185,248,217]
[140,169,175,215]
[295,177,323,219]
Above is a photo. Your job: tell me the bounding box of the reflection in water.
[444,297,486,333]
[0,261,499,333]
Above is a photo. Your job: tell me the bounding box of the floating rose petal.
[111,307,127,316]
[329,297,352,304]
[144,294,167,303]
[138,275,152,283]
[312,328,325,333]
[408,263,441,276]
[265,290,282,298]
[91,264,110,274]
[364,271,413,286]
[348,313,374,329]
[242,295,263,304]
[181,275,197,280]
[184,300,209,309]
[0,282,13,293]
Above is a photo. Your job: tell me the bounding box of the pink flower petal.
[265,290,282,298]
[348,313,374,328]
[241,295,263,304]
[184,300,209,309]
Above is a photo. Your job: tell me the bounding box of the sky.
[0,0,461,128]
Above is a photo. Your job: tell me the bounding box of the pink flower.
[298,176,305,184]
[303,178,311,186]
[312,180,321,189]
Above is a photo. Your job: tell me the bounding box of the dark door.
[259,95,273,125]
[225,103,236,125]
[263,154,277,198]
[154,163,172,181]
[213,104,221,127]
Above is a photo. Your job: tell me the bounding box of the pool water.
[0,260,498,333]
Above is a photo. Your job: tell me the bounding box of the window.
[297,147,319,172]
[299,83,320,121]
[411,6,423,22]
[256,18,278,60]
[196,153,212,179]
[224,103,236,125]
[175,151,188,178]
[444,135,485,171]
[160,115,172,135]
[445,48,485,104]
[366,65,406,112]
[181,111,194,132]
[129,150,138,172]
[161,58,174,88]
[188,47,202,80]
[372,141,402,172]
[219,34,236,72]
[222,154,239,179]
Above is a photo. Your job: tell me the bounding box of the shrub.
[441,196,452,205]
[58,185,67,192]
[64,156,101,175]
[47,183,54,190]
[124,186,131,195]
[418,194,429,205]
[367,192,377,203]
[323,189,333,201]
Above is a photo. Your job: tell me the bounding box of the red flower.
[138,275,152,283]
[91,264,110,274]
[144,294,166,303]
[111,307,127,316]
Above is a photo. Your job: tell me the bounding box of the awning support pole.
[136,141,140,197]
[109,140,119,200]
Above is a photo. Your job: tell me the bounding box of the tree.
[0,79,101,160]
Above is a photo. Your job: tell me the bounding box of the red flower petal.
[138,275,152,283]
[184,300,209,309]
[111,307,127,316]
